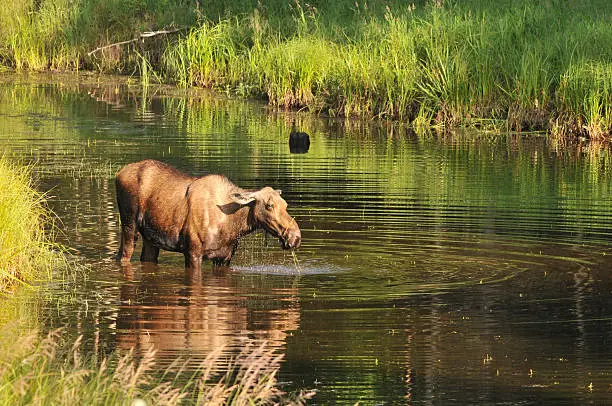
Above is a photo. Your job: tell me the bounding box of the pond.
[1,74,611,404]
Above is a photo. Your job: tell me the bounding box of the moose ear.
[230,191,256,205]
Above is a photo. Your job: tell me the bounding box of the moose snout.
[284,227,301,249]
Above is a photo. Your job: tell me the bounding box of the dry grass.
[0,324,314,405]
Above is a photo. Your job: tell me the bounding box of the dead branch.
[87,28,187,57]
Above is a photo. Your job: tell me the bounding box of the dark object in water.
[115,160,301,269]
[289,129,310,153]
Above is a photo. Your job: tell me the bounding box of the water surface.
[1,74,611,404]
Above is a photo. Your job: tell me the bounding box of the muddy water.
[1,75,612,404]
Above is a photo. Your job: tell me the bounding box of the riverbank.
[0,0,610,138]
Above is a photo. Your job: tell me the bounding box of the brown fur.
[115,160,301,268]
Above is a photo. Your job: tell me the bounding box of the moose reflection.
[116,264,301,363]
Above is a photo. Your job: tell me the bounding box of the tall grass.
[0,157,61,293]
[0,325,312,405]
[558,62,612,138]
[0,0,610,138]
[0,0,196,71]
[162,0,611,138]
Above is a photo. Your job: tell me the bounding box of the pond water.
[1,74,612,404]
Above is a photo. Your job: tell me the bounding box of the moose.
[115,160,301,269]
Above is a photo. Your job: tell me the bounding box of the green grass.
[0,157,62,293]
[0,0,610,138]
[163,0,612,138]
[0,0,196,72]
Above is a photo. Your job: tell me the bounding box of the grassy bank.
[0,1,610,138]
[0,158,61,293]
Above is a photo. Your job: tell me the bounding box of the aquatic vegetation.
[0,325,313,405]
[0,157,61,293]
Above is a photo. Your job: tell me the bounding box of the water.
[1,74,612,404]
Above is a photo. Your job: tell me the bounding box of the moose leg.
[118,223,137,263]
[184,239,203,269]
[185,266,202,285]
[140,238,160,263]
[116,184,139,263]
[184,243,203,269]
[210,243,236,268]
[185,253,202,269]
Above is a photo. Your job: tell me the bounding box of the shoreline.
[0,1,610,139]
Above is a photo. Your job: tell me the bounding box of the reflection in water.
[0,75,612,404]
[117,264,300,367]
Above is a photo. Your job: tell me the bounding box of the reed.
[0,158,61,293]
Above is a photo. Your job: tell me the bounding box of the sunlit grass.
[557,62,612,140]
[0,157,63,293]
[0,325,313,405]
[0,0,610,138]
[162,0,611,138]
[0,0,196,72]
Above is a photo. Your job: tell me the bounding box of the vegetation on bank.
[0,158,60,293]
[0,1,610,138]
